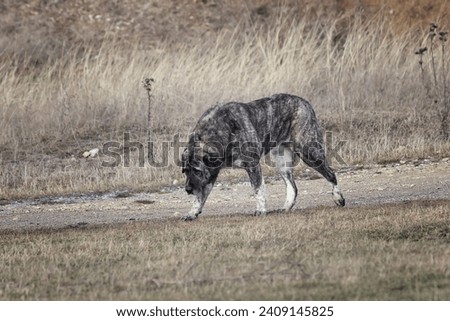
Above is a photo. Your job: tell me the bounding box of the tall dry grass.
[0,12,449,199]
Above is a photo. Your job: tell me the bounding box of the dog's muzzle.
[185,185,194,194]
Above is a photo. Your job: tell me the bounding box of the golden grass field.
[1,200,449,300]
[1,0,449,199]
[0,0,449,301]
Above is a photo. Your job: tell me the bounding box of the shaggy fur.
[181,93,345,220]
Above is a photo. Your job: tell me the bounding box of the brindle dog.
[181,93,345,221]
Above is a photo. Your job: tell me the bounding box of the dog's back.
[194,93,319,153]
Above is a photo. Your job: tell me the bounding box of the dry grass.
[1,2,449,302]
[1,2,450,199]
[0,199,448,300]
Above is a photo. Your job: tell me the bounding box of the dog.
[181,93,345,221]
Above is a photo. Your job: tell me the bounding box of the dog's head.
[181,134,217,198]
[182,152,212,196]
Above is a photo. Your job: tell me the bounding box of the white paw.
[181,215,197,221]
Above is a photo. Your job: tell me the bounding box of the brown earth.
[2,0,449,52]
[1,159,449,230]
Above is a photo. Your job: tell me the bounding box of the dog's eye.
[193,167,202,176]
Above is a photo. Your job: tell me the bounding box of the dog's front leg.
[182,181,215,221]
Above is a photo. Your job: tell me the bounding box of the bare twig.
[439,31,449,139]
[416,23,450,140]
[143,77,155,159]
[415,47,429,96]
[429,23,439,93]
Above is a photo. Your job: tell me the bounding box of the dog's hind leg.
[271,145,297,211]
[245,165,266,215]
[298,141,345,207]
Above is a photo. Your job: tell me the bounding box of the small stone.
[89,148,99,157]
[83,148,99,158]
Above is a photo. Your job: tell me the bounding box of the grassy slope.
[1,200,449,300]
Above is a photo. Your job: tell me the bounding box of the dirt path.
[1,159,449,230]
